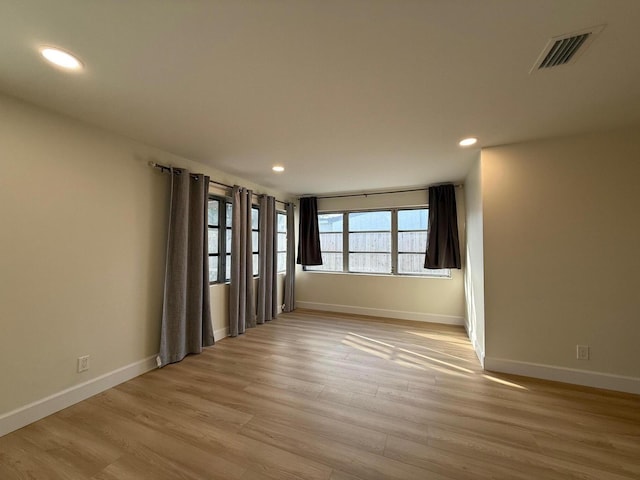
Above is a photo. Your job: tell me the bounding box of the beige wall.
[210,275,285,339]
[0,93,289,415]
[463,156,485,364]
[481,127,640,379]
[296,189,466,324]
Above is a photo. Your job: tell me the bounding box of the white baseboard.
[214,326,229,341]
[0,355,157,438]
[296,301,464,326]
[469,337,485,368]
[484,357,640,395]
[463,322,485,367]
[472,338,485,367]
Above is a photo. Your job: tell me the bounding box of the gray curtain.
[283,202,296,312]
[425,184,462,269]
[229,186,256,336]
[257,195,278,323]
[297,196,323,265]
[158,168,214,367]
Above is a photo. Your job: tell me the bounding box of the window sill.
[301,270,451,280]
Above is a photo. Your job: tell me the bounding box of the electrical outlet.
[77,355,90,372]
[576,345,590,360]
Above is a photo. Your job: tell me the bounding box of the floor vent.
[531,25,605,73]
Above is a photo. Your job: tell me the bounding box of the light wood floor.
[1,310,639,479]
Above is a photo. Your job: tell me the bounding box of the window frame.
[396,207,450,277]
[207,195,227,285]
[347,210,392,274]
[251,206,260,278]
[276,210,287,274]
[305,207,451,278]
[310,212,345,272]
[224,201,233,282]
[208,196,261,284]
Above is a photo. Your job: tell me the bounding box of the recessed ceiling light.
[40,47,83,70]
[272,165,285,172]
[459,137,478,147]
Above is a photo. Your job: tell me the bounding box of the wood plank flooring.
[1,309,639,479]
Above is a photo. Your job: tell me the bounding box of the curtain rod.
[149,161,291,206]
[305,184,463,200]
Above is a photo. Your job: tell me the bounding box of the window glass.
[277,212,287,232]
[398,231,427,252]
[320,233,342,251]
[318,213,343,232]
[349,232,391,252]
[277,253,286,273]
[348,211,391,231]
[349,253,391,274]
[311,253,343,272]
[208,200,219,226]
[208,228,219,254]
[226,203,233,227]
[398,208,427,230]
[252,254,259,276]
[251,207,259,230]
[398,254,449,276]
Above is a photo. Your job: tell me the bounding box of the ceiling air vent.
[531,25,605,73]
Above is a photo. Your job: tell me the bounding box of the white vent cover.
[530,25,605,73]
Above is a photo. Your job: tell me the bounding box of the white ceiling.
[1,0,640,195]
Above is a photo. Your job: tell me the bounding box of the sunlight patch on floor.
[482,374,528,390]
[405,330,474,349]
[340,331,528,390]
[399,343,474,363]
[342,332,475,378]
[342,339,390,360]
[398,348,474,374]
[347,332,396,348]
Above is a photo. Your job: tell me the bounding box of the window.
[349,211,391,273]
[208,198,261,282]
[307,208,450,278]
[251,207,259,277]
[397,208,449,276]
[277,211,287,273]
[313,213,344,271]
[207,196,225,284]
[225,202,232,281]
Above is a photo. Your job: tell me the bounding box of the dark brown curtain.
[283,202,296,312]
[296,197,322,266]
[425,184,461,269]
